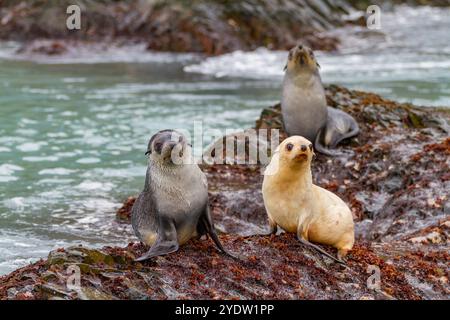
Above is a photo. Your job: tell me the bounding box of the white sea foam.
[0,164,22,182]
[0,42,198,65]
[76,181,114,192]
[62,77,86,83]
[184,47,450,82]
[0,176,18,182]
[3,197,26,210]
[16,142,47,152]
[38,168,77,175]
[23,156,59,162]
[76,157,101,164]
[0,164,23,175]
[184,48,285,79]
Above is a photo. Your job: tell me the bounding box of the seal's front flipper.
[260,215,278,236]
[197,205,237,259]
[297,237,345,265]
[135,217,179,262]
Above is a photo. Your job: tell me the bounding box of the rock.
[1,235,449,300]
[17,40,68,55]
[116,196,135,221]
[348,0,450,9]
[116,197,136,221]
[0,0,351,55]
[409,231,444,244]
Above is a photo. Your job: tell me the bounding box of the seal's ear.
[283,64,287,72]
[288,49,293,60]
[316,62,321,69]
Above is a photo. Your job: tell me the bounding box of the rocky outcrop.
[1,235,448,300]
[0,0,352,55]
[348,0,450,10]
[1,85,448,300]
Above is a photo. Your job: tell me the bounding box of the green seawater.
[0,58,281,274]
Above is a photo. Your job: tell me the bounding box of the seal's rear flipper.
[297,237,346,265]
[329,121,360,149]
[314,133,342,157]
[197,206,238,259]
[135,218,179,262]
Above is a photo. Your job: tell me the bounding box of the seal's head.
[146,129,190,165]
[284,44,320,74]
[277,136,314,167]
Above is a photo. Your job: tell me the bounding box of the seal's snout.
[294,151,308,161]
[166,140,178,151]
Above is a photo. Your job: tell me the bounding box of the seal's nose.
[301,145,307,152]
[298,44,303,50]
[167,141,179,151]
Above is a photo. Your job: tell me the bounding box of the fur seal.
[131,129,230,261]
[281,44,359,156]
[262,136,355,263]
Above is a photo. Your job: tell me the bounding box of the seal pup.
[262,136,355,263]
[281,44,359,156]
[132,129,231,261]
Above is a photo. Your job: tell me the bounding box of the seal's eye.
[309,144,313,151]
[154,142,163,154]
[286,143,294,151]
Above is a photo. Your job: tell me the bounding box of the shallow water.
[0,5,449,275]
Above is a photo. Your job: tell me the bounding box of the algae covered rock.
[0,0,351,55]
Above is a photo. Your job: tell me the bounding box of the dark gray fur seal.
[131,129,230,261]
[281,45,359,156]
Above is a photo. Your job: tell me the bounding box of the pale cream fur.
[262,136,354,259]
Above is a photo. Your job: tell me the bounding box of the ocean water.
[0,5,449,275]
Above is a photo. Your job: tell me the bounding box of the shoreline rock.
[1,85,448,300]
[0,0,352,55]
[2,235,448,300]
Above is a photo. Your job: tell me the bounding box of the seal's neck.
[285,69,321,88]
[282,163,312,188]
[144,160,188,192]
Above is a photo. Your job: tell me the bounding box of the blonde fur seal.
[262,136,354,262]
